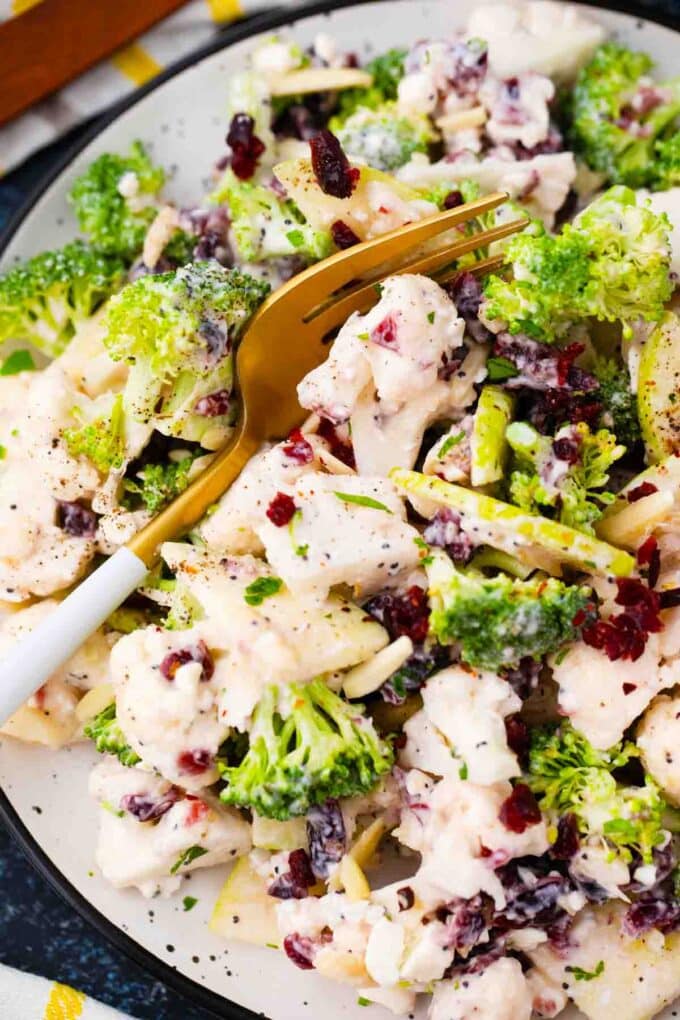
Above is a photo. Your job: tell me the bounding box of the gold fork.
[0,192,527,721]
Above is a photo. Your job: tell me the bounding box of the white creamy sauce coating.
[479,73,554,150]
[401,665,521,784]
[429,957,533,1020]
[89,759,250,896]
[637,692,680,805]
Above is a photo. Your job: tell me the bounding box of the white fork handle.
[0,547,148,726]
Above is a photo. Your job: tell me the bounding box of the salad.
[1,2,680,1017]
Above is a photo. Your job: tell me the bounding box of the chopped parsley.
[182,896,199,912]
[458,762,469,780]
[414,535,433,565]
[334,491,392,513]
[0,445,5,461]
[566,961,605,982]
[357,997,371,1007]
[438,431,465,458]
[244,576,283,606]
[288,510,309,558]
[170,845,208,875]
[1,349,36,375]
[486,356,519,382]
[427,311,435,324]
[286,229,305,248]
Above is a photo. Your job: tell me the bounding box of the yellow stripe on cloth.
[44,982,86,1020]
[12,0,43,12]
[205,0,242,22]
[111,43,162,87]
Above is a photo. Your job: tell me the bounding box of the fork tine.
[307,217,527,338]
[255,192,510,320]
[433,251,505,286]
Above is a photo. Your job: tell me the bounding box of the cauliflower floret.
[89,758,251,897]
[429,957,533,1020]
[401,665,521,784]
[637,693,680,806]
[645,188,680,279]
[479,73,555,150]
[395,772,548,908]
[550,634,664,749]
[466,1,605,81]
[569,843,630,900]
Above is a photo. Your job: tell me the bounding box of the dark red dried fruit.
[441,894,493,951]
[423,509,476,565]
[316,417,355,468]
[397,886,415,911]
[364,586,430,644]
[56,500,97,538]
[227,113,265,180]
[637,536,661,589]
[330,219,360,249]
[283,934,316,969]
[501,657,542,700]
[582,578,662,662]
[282,428,314,465]
[628,481,658,503]
[121,789,179,822]
[160,641,214,683]
[550,813,580,860]
[177,749,214,775]
[623,897,680,937]
[266,491,297,527]
[552,434,581,464]
[498,783,542,834]
[556,343,585,388]
[370,313,399,350]
[307,800,346,879]
[443,190,464,209]
[309,130,359,198]
[268,848,316,900]
[195,389,231,417]
[660,587,680,610]
[504,715,529,759]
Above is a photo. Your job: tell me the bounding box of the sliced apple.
[470,385,515,487]
[209,857,280,948]
[638,311,680,463]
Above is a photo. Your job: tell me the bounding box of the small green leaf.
[357,332,370,341]
[286,229,305,248]
[334,491,393,513]
[357,997,371,1007]
[101,799,125,818]
[458,762,468,780]
[486,356,519,382]
[183,896,198,912]
[427,311,435,324]
[566,961,605,982]
[244,576,283,606]
[1,349,36,375]
[438,431,465,458]
[0,445,5,461]
[171,845,208,875]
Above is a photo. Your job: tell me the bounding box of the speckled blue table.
[1,1,680,1015]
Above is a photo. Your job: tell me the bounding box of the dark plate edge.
[0,0,678,1017]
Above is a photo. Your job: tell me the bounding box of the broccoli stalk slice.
[390,468,635,577]
[426,550,591,671]
[0,242,125,357]
[470,385,516,487]
[219,679,394,820]
[527,722,668,864]
[84,703,140,768]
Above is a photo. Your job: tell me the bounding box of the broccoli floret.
[506,420,625,535]
[104,262,269,445]
[527,721,667,864]
[219,679,394,819]
[570,42,680,189]
[84,703,140,767]
[123,455,194,514]
[63,392,126,473]
[653,133,680,189]
[69,141,166,261]
[593,357,642,448]
[210,169,331,263]
[329,103,433,172]
[0,242,125,357]
[335,48,407,122]
[426,550,591,671]
[483,186,672,341]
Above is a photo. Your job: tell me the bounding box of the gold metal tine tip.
[435,251,506,286]
[260,190,511,312]
[309,215,528,339]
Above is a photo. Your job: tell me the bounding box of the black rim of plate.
[0,0,678,1016]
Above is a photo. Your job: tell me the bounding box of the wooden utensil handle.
[0,0,191,127]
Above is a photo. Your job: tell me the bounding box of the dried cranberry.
[160,641,214,683]
[438,344,469,380]
[282,428,314,465]
[266,491,297,527]
[309,130,358,198]
[504,715,529,759]
[381,643,450,705]
[330,220,360,249]
[623,897,680,937]
[56,500,97,538]
[424,509,476,565]
[499,783,542,834]
[307,799,346,879]
[177,749,214,775]
[316,417,355,468]
[550,813,580,860]
[628,481,658,503]
[637,536,661,589]
[552,434,581,464]
[195,389,231,417]
[501,657,541,700]
[268,849,316,900]
[443,190,464,209]
[441,894,493,950]
[447,272,491,343]
[495,334,597,394]
[364,586,430,644]
[226,113,265,180]
[283,934,316,969]
[528,389,602,434]
[556,343,586,387]
[121,789,179,822]
[582,578,662,662]
[370,313,399,350]
[397,886,415,911]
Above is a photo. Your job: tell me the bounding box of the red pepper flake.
[498,783,542,834]
[628,481,658,503]
[330,219,361,249]
[309,130,359,199]
[226,113,265,180]
[266,491,297,527]
[282,428,314,465]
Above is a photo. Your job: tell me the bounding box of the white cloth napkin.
[0,963,136,1020]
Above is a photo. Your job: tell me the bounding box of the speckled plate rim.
[0,1,679,1017]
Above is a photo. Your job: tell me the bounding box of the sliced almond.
[436,105,487,133]
[342,635,413,699]
[596,491,674,549]
[269,67,373,97]
[338,854,371,901]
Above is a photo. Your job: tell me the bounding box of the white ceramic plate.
[1,3,679,1018]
